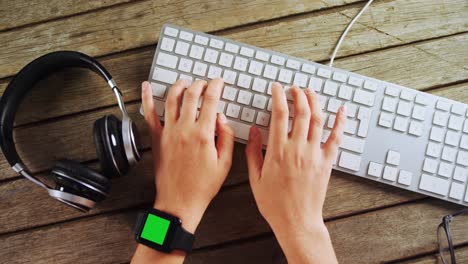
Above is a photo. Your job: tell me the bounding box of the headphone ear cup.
[93,115,129,178]
[50,159,111,202]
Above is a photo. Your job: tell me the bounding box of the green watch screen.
[141,214,171,245]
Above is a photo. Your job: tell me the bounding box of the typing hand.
[141,78,234,233]
[245,83,345,263]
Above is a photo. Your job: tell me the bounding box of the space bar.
[226,119,269,145]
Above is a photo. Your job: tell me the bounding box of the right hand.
[245,82,346,262]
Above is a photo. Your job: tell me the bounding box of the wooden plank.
[0,0,360,79]
[0,193,465,263]
[0,33,466,181]
[1,0,467,126]
[395,246,468,264]
[0,0,132,31]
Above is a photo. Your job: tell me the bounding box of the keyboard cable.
[329,0,374,68]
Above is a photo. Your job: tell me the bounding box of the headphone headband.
[0,51,115,167]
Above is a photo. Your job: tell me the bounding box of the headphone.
[0,51,141,212]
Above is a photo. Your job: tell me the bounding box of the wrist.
[153,199,206,233]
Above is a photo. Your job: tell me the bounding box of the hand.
[245,83,346,263]
[141,78,234,233]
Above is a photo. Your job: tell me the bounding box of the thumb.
[245,126,264,185]
[216,113,235,170]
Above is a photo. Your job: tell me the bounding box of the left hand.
[141,78,235,233]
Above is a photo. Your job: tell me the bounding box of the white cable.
[329,0,374,67]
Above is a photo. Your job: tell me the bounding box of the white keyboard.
[141,24,468,206]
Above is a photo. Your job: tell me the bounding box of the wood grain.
[0,33,466,181]
[396,245,468,264]
[0,0,359,79]
[1,0,466,126]
[0,0,132,31]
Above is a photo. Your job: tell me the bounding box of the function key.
[451,104,466,116]
[164,26,178,37]
[180,31,194,41]
[415,94,430,105]
[255,51,270,62]
[286,59,300,70]
[301,63,315,74]
[348,76,363,87]
[209,38,224,49]
[240,46,254,57]
[194,35,209,45]
[363,80,378,91]
[400,90,415,101]
[436,100,451,111]
[271,55,285,65]
[385,86,400,97]
[317,67,332,78]
[225,43,239,53]
[332,72,347,83]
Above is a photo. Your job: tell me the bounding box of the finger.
[269,82,289,145]
[165,79,186,125]
[180,80,207,123]
[323,105,347,162]
[246,126,264,184]
[199,78,224,129]
[290,87,311,141]
[141,81,162,133]
[216,113,235,171]
[305,88,324,145]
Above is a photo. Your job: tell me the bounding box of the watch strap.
[171,225,194,253]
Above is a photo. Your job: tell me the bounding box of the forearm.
[273,223,338,264]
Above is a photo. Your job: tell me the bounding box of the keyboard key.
[461,135,468,150]
[433,111,449,126]
[396,101,412,116]
[222,86,238,101]
[193,61,208,76]
[309,77,323,92]
[411,105,426,121]
[457,150,468,166]
[179,74,193,88]
[156,52,178,68]
[237,90,252,105]
[160,37,175,52]
[226,103,241,118]
[357,106,372,120]
[423,158,438,173]
[175,41,190,55]
[189,45,204,59]
[241,107,255,122]
[363,80,378,91]
[209,38,224,49]
[385,86,400,97]
[332,72,347,82]
[278,69,293,83]
[217,101,226,113]
[386,150,400,166]
[207,65,222,79]
[368,162,383,177]
[237,74,252,89]
[256,51,270,62]
[204,48,219,63]
[252,78,267,93]
[449,182,465,200]
[348,76,363,87]
[398,170,413,186]
[408,121,423,137]
[301,63,315,74]
[445,130,460,146]
[448,115,463,131]
[271,55,285,65]
[293,72,308,87]
[154,99,165,117]
[430,126,445,142]
[178,57,193,72]
[344,119,358,134]
[223,70,237,85]
[378,112,393,128]
[453,166,467,183]
[179,31,193,41]
[263,64,279,80]
[393,116,409,132]
[383,166,398,182]
[164,26,178,37]
[419,174,449,196]
[226,119,269,145]
[438,162,453,178]
[153,67,178,84]
[150,82,167,98]
[415,94,430,105]
[357,118,370,138]
[382,97,397,112]
[286,59,300,70]
[426,142,442,158]
[451,104,466,115]
[225,43,239,53]
[256,112,270,127]
[400,90,415,101]
[240,47,254,57]
[233,57,248,71]
[194,35,208,45]
[436,100,451,111]
[267,98,272,111]
[353,89,375,106]
[464,120,468,133]
[441,146,457,162]
[248,60,264,76]
[341,134,365,153]
[252,94,267,109]
[317,68,332,78]
[323,81,338,96]
[219,52,234,67]
[338,85,353,100]
[338,151,362,171]
[327,98,342,113]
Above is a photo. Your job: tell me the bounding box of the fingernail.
[219,113,227,124]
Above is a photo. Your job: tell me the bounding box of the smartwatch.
[134,208,195,253]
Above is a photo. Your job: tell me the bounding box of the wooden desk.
[0,0,467,263]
